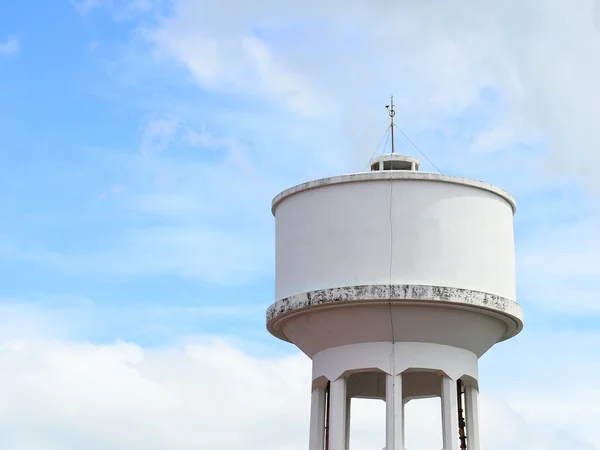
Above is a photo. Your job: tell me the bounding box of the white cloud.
[141,0,600,192]
[0,36,20,56]
[0,339,310,450]
[148,29,323,116]
[0,337,596,450]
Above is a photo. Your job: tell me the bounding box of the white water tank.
[266,152,523,450]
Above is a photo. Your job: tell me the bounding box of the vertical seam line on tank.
[388,178,396,359]
[388,181,395,338]
[388,177,397,439]
[388,178,394,321]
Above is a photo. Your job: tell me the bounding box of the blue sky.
[1,1,600,449]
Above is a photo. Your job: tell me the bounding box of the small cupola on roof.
[368,95,420,172]
[369,153,420,172]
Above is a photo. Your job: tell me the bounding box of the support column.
[402,399,406,444]
[464,385,480,450]
[329,377,347,450]
[345,395,352,450]
[385,373,405,450]
[441,375,459,450]
[309,386,326,450]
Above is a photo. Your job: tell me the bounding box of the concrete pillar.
[441,375,459,450]
[345,396,352,450]
[402,399,406,443]
[329,377,347,450]
[385,373,405,450]
[464,384,480,450]
[309,386,326,450]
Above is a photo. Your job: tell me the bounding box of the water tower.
[266,99,523,450]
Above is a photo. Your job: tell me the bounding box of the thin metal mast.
[386,96,396,153]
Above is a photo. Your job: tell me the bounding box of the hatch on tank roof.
[369,153,420,172]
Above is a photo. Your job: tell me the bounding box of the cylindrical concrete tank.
[267,157,523,358]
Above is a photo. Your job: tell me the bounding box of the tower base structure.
[267,289,521,450]
[308,342,480,450]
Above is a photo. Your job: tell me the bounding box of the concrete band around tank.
[271,171,517,215]
[266,284,524,342]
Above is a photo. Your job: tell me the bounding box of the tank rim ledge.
[271,171,516,215]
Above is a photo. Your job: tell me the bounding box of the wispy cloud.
[71,0,168,21]
[88,40,101,52]
[0,296,268,345]
[147,28,326,116]
[139,0,600,193]
[0,113,277,285]
[5,225,273,284]
[472,125,517,152]
[0,36,20,56]
[140,119,180,156]
[70,0,103,14]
